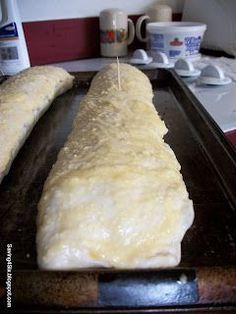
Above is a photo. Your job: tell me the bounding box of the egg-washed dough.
[0,66,74,183]
[37,63,194,269]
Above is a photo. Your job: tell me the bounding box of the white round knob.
[133,49,149,61]
[129,49,153,65]
[201,64,225,79]
[175,58,200,77]
[200,64,232,85]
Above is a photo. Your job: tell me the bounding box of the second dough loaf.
[0,66,74,183]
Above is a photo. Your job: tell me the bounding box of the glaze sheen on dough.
[37,64,194,269]
[0,66,74,183]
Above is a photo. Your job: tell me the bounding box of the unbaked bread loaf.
[37,63,194,269]
[0,66,74,183]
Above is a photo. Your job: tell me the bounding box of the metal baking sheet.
[0,69,236,312]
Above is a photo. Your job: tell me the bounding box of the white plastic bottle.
[0,0,30,75]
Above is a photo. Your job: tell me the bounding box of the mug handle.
[127,18,135,45]
[136,15,150,42]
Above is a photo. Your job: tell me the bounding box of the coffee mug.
[100,9,135,57]
[136,4,172,42]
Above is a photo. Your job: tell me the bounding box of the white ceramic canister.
[136,4,172,42]
[99,9,135,57]
[147,22,207,61]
